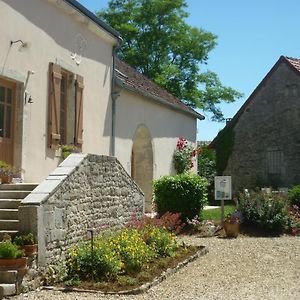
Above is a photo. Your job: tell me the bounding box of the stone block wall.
[19,154,144,270]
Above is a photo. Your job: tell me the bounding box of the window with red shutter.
[48,63,62,149]
[48,63,83,150]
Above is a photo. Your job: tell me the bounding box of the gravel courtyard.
[10,235,300,300]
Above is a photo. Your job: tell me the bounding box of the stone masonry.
[223,58,300,192]
[18,154,144,278]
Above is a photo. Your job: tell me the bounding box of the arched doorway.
[131,125,153,212]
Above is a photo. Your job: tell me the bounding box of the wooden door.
[0,78,15,166]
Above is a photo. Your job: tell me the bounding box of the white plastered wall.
[0,0,116,182]
[115,89,198,181]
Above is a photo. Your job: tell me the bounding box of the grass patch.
[201,205,236,221]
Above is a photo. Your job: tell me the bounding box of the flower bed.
[56,214,207,293]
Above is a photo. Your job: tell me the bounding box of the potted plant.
[61,145,81,159]
[0,240,27,270]
[223,211,242,238]
[13,232,38,257]
[0,160,15,184]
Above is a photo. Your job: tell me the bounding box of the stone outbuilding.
[211,56,300,192]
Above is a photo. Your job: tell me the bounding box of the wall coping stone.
[21,153,144,204]
[21,154,87,205]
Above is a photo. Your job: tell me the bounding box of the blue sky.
[78,0,300,141]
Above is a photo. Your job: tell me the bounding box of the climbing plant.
[214,126,235,175]
[173,137,198,174]
[197,145,216,185]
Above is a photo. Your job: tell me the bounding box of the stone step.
[0,283,16,297]
[0,200,21,209]
[0,191,31,199]
[0,209,18,220]
[0,271,17,284]
[0,184,38,191]
[0,220,19,231]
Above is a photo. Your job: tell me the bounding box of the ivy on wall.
[214,126,235,175]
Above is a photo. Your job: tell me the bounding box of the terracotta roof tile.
[115,59,204,119]
[285,57,300,73]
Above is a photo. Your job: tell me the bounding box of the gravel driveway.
[10,235,300,300]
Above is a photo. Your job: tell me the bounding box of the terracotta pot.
[0,175,12,184]
[21,244,38,257]
[0,257,27,270]
[223,221,240,238]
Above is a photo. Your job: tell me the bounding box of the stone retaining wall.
[19,154,144,271]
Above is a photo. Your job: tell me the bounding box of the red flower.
[176,137,186,151]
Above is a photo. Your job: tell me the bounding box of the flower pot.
[223,221,240,238]
[21,244,38,257]
[0,175,12,184]
[0,257,27,270]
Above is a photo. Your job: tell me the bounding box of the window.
[0,85,13,139]
[48,63,84,149]
[267,150,282,174]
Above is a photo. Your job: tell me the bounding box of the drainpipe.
[111,38,123,157]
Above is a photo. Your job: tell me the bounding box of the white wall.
[115,89,198,180]
[0,0,116,182]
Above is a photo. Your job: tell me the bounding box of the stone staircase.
[0,183,38,297]
[0,183,38,238]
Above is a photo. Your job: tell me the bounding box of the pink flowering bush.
[126,212,185,234]
[173,137,200,174]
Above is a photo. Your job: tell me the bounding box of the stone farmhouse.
[0,0,203,278]
[211,56,300,192]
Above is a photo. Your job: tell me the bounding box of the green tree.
[98,0,242,120]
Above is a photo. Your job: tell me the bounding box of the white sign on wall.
[214,176,232,200]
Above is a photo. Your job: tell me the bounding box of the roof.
[210,55,300,147]
[285,56,300,73]
[63,0,122,42]
[115,59,204,120]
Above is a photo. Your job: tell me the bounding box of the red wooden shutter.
[75,74,84,148]
[48,63,61,149]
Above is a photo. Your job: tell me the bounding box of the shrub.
[108,228,154,273]
[288,185,300,207]
[159,212,185,234]
[142,226,178,257]
[0,240,23,259]
[65,226,182,282]
[125,214,163,230]
[13,232,36,246]
[153,174,208,221]
[126,212,185,234]
[238,190,289,232]
[66,240,123,281]
[288,205,300,235]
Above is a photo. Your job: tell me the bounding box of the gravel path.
[10,235,300,300]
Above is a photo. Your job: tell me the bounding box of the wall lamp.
[10,40,27,48]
